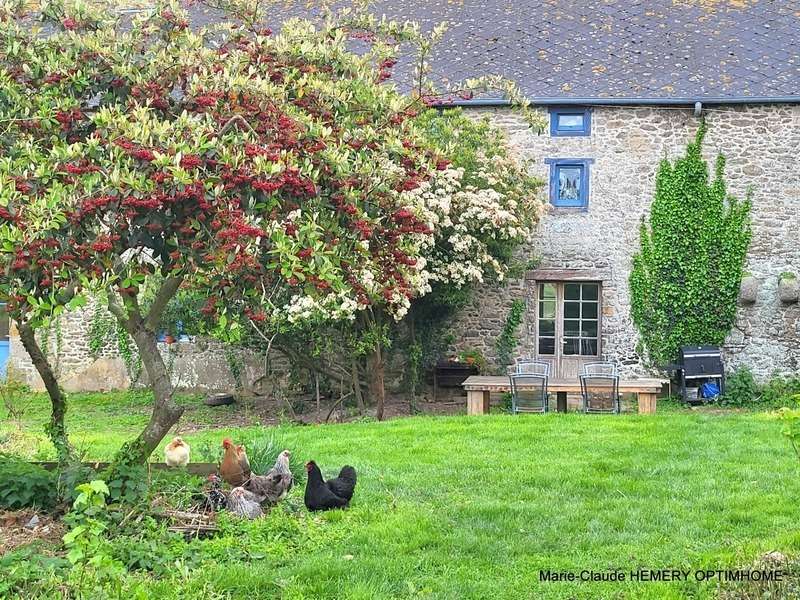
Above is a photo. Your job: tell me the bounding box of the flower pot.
[164,334,176,344]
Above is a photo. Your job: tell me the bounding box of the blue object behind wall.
[0,302,8,379]
[0,341,8,379]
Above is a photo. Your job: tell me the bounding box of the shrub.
[0,455,57,510]
[722,367,759,406]
[722,368,800,409]
[0,368,33,430]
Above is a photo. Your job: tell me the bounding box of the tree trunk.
[351,358,366,414]
[17,322,74,465]
[119,325,184,464]
[367,343,386,421]
[107,279,184,465]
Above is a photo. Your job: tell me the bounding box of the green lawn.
[1,393,799,599]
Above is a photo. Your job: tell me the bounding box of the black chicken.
[199,474,227,512]
[304,461,357,511]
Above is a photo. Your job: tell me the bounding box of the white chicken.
[165,436,190,467]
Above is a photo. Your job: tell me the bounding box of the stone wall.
[8,104,799,389]
[449,104,800,380]
[8,298,283,393]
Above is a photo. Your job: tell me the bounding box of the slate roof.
[188,0,800,102]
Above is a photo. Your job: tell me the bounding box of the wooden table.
[462,376,665,415]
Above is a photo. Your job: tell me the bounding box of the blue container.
[0,341,9,379]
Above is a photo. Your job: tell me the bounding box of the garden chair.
[509,359,551,377]
[579,374,621,414]
[509,373,549,414]
[581,361,619,377]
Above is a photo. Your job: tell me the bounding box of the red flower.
[91,237,113,252]
[132,148,155,161]
[285,223,297,236]
[252,179,281,193]
[194,94,218,108]
[180,155,202,169]
[62,17,78,30]
[297,247,313,260]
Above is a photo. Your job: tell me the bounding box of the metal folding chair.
[579,374,621,414]
[509,373,549,414]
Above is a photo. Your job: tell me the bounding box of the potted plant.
[457,348,487,373]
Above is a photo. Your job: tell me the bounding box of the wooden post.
[467,390,490,415]
[638,392,657,414]
[556,391,568,413]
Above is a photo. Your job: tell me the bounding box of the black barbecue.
[676,345,725,403]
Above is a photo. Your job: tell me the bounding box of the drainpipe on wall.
[694,101,703,117]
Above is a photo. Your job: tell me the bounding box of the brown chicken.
[243,450,293,505]
[220,438,251,487]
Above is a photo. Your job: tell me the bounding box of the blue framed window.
[549,107,591,136]
[545,158,593,209]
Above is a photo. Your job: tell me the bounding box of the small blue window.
[545,158,594,209]
[549,107,591,136]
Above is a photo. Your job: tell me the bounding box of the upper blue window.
[545,158,593,209]
[549,107,591,137]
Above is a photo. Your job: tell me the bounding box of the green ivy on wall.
[629,120,752,366]
[495,299,526,369]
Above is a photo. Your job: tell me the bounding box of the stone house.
[4,0,799,388]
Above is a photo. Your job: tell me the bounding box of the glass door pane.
[537,283,556,355]
[562,283,599,357]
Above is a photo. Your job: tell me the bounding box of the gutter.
[436,96,800,108]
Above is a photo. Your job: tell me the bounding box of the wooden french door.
[534,282,601,378]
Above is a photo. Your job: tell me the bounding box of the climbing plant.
[495,299,526,369]
[629,121,752,366]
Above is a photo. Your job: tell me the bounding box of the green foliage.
[0,366,32,430]
[629,121,752,365]
[721,367,759,406]
[236,434,306,483]
[495,299,526,369]
[104,462,149,504]
[457,348,488,373]
[779,407,800,462]
[0,454,56,509]
[722,368,800,409]
[63,480,126,591]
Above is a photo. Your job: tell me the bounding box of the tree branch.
[144,276,182,331]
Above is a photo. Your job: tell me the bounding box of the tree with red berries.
[4,0,531,460]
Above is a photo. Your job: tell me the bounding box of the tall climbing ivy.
[629,121,752,366]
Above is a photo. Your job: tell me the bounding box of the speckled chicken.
[244,450,293,505]
[227,487,263,519]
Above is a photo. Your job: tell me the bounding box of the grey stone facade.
[450,104,800,380]
[8,103,799,389]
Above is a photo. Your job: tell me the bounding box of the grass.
[2,392,800,598]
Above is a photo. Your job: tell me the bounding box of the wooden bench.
[462,376,665,415]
